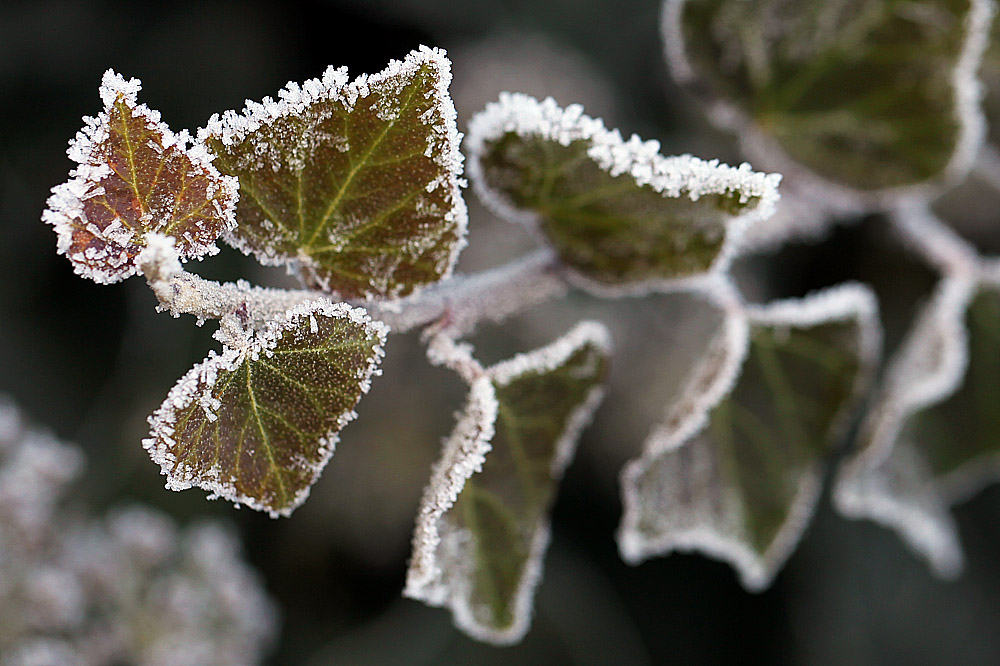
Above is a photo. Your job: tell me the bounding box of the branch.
[138,234,569,336]
[889,200,979,277]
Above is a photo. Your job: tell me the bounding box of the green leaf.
[42,70,238,284]
[835,277,1000,576]
[199,46,467,300]
[405,322,611,644]
[667,0,991,192]
[144,300,387,517]
[466,94,780,291]
[619,285,879,590]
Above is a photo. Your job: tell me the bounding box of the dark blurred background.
[3,1,1000,664]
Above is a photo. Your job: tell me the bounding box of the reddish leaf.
[43,70,238,284]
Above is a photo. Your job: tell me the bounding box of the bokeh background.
[3,0,1000,664]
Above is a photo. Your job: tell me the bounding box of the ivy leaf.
[834,277,1000,577]
[619,285,880,590]
[199,46,467,300]
[143,300,387,517]
[466,94,780,293]
[664,0,992,194]
[42,70,238,284]
[405,322,611,644]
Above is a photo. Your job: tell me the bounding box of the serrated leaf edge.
[619,282,880,590]
[404,321,611,644]
[197,46,469,298]
[42,69,239,284]
[143,299,388,518]
[465,93,781,295]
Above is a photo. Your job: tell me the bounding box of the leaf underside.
[144,302,385,517]
[203,49,465,300]
[679,0,970,190]
[622,316,864,590]
[408,325,609,644]
[476,133,760,286]
[44,73,236,283]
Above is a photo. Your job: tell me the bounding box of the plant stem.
[889,200,978,277]
[139,234,569,337]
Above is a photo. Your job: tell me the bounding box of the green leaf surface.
[835,279,1000,576]
[619,286,878,590]
[405,322,610,644]
[144,300,387,517]
[42,70,238,284]
[669,0,987,192]
[200,47,467,300]
[467,94,779,290]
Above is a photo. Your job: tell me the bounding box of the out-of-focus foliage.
[670,0,983,194]
[0,398,278,666]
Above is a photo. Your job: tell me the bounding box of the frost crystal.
[0,397,277,666]
[42,70,238,284]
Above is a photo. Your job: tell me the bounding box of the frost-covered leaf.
[200,46,467,300]
[405,322,611,644]
[42,70,238,284]
[619,285,880,590]
[834,276,1000,576]
[466,94,780,292]
[664,0,993,195]
[144,300,387,517]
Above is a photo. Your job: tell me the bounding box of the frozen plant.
[0,397,278,666]
[36,0,1000,647]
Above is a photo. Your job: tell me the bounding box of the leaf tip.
[98,68,141,107]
